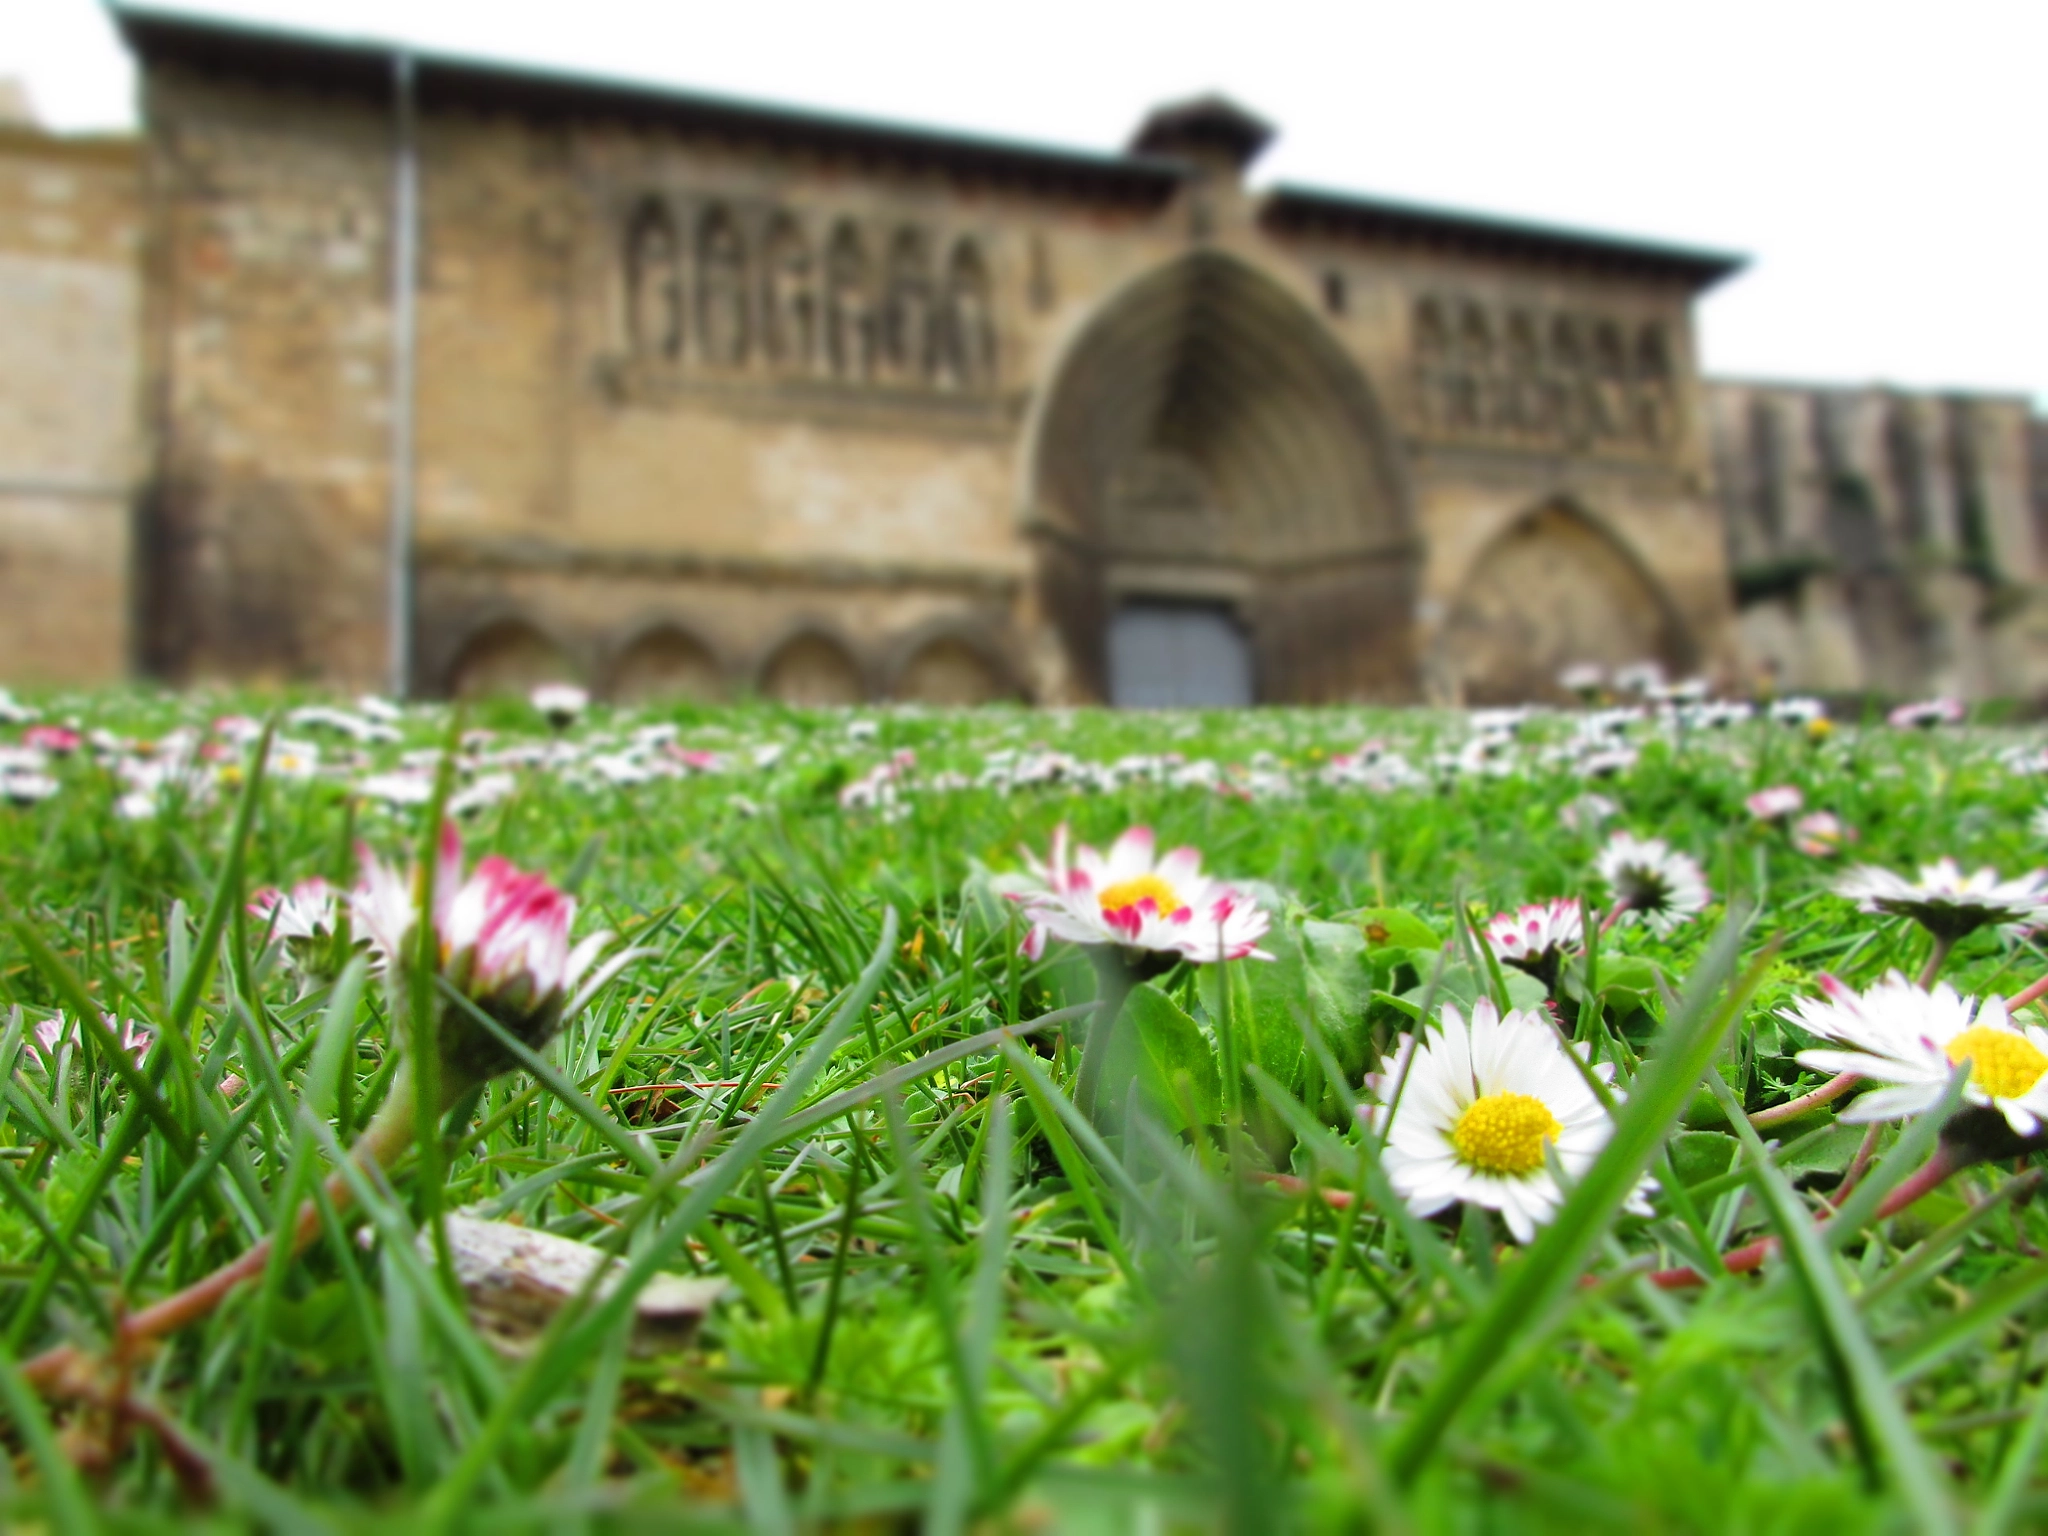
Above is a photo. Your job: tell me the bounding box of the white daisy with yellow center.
[1787,972,2048,1135]
[1364,998,1650,1243]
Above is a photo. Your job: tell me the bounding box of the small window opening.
[1322,270,1348,315]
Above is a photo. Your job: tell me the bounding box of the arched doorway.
[447,619,578,700]
[1025,251,1416,703]
[761,633,864,706]
[609,626,723,704]
[1440,502,1692,703]
[1108,602,1253,707]
[893,636,1008,705]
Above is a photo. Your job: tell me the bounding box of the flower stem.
[1597,900,1632,936]
[20,1075,421,1397]
[1749,1070,1860,1128]
[1918,933,1955,989]
[1074,948,1138,1126]
[2006,972,2048,1015]
[1648,1142,1963,1290]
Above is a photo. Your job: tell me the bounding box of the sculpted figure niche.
[1502,309,1544,436]
[1634,324,1674,446]
[761,214,815,371]
[1413,291,1683,458]
[625,199,682,362]
[825,222,874,381]
[696,205,750,367]
[883,227,934,383]
[1452,303,1492,432]
[1546,314,1588,445]
[1591,321,1630,443]
[1412,298,1452,430]
[938,239,996,391]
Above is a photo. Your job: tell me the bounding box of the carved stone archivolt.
[1412,296,1677,455]
[619,195,998,396]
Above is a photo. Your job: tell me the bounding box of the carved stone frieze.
[1411,295,1677,458]
[615,194,999,402]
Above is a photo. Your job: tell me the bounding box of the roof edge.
[111,3,1186,203]
[1261,181,1747,291]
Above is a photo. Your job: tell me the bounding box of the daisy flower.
[33,1013,153,1068]
[1363,997,1652,1243]
[1557,663,1605,699]
[1002,824,1272,965]
[530,683,590,729]
[1486,898,1584,982]
[1887,697,1964,730]
[249,878,339,942]
[1769,697,1826,728]
[1792,811,1853,858]
[22,725,80,755]
[1,769,59,806]
[1745,785,1804,821]
[1594,832,1711,936]
[353,824,633,1090]
[1834,859,2048,941]
[1787,972,2048,1135]
[1612,662,1665,696]
[1559,792,1619,834]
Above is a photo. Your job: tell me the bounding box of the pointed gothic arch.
[1023,250,1417,702]
[608,624,723,704]
[1438,500,1693,703]
[447,618,580,700]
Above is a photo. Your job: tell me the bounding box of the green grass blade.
[1711,1072,1957,1533]
[1387,914,1763,1486]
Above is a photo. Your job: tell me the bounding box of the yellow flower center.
[1451,1091,1563,1177]
[1944,1025,2048,1101]
[1098,874,1187,918]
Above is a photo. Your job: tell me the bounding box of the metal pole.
[385,50,419,698]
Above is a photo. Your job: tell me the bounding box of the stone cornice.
[417,532,1024,596]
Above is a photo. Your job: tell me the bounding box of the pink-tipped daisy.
[1745,785,1804,821]
[1485,898,1584,979]
[1002,824,1272,965]
[353,824,634,1087]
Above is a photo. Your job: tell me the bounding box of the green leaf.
[1352,907,1440,951]
[1594,955,1665,1013]
[1502,970,1550,1013]
[1119,982,1222,1130]
[1777,1120,1867,1176]
[1667,1130,1737,1186]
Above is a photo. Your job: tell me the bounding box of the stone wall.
[136,69,398,687]
[1707,381,2048,700]
[0,126,138,683]
[15,16,1908,706]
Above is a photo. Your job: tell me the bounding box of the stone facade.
[0,123,139,683]
[1708,382,2048,699]
[0,10,2040,705]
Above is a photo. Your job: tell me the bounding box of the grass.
[0,690,2045,1531]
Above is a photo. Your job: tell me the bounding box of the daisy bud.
[353,824,627,1095]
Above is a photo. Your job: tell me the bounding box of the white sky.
[9,0,2045,406]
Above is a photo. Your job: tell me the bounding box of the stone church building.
[3,8,2044,706]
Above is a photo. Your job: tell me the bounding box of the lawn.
[0,684,2045,1532]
